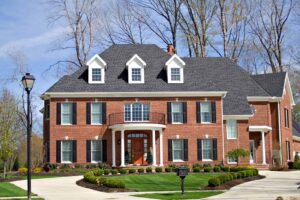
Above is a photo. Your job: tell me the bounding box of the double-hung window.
[61,103,73,125]
[173,140,184,161]
[171,68,181,81]
[124,103,150,122]
[61,141,73,163]
[45,104,50,120]
[131,68,141,81]
[227,120,237,139]
[91,140,102,163]
[201,102,212,123]
[286,141,290,161]
[202,139,213,160]
[284,108,289,128]
[92,68,102,82]
[91,103,102,124]
[171,102,183,123]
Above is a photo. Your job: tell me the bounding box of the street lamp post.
[21,73,35,200]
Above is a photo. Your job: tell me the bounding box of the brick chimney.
[167,44,175,55]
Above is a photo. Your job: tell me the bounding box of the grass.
[0,182,34,197]
[133,191,223,200]
[107,173,218,192]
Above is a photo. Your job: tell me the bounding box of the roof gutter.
[223,114,253,120]
[247,96,282,102]
[41,91,228,100]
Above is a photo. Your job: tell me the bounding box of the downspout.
[221,94,226,164]
[277,102,283,165]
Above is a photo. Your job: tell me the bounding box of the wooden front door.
[132,138,145,165]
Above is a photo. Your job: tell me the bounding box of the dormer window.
[87,54,107,84]
[126,54,146,84]
[165,54,185,83]
[132,68,141,81]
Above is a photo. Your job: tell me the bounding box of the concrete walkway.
[12,171,300,200]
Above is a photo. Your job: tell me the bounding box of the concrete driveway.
[12,171,300,200]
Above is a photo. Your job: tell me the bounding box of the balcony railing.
[108,112,165,126]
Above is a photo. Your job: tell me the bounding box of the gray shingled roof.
[46,44,285,115]
[293,120,300,137]
[251,72,286,97]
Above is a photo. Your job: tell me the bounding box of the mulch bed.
[76,179,134,193]
[204,175,265,190]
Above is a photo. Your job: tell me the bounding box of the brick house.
[42,44,296,168]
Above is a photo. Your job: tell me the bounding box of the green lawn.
[133,191,223,200]
[0,182,33,197]
[107,173,218,192]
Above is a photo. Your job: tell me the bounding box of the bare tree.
[48,0,100,69]
[249,0,293,72]
[130,0,183,51]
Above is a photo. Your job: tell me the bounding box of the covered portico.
[248,125,272,165]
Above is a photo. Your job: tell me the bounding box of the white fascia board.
[293,136,300,142]
[41,91,227,99]
[249,125,272,132]
[109,123,166,131]
[165,54,186,67]
[87,54,107,67]
[126,54,146,67]
[247,96,282,102]
[284,73,295,106]
[223,114,253,120]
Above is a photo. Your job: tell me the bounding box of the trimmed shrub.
[213,166,221,172]
[128,169,136,174]
[98,163,111,170]
[103,180,125,188]
[110,169,118,175]
[32,167,43,174]
[288,162,294,169]
[193,167,201,173]
[18,167,28,174]
[222,166,230,172]
[295,154,300,162]
[165,167,172,173]
[118,169,127,174]
[168,164,176,169]
[204,167,212,173]
[104,169,110,175]
[93,169,104,176]
[84,171,98,184]
[230,172,238,179]
[203,163,211,168]
[138,168,144,174]
[155,167,163,173]
[293,162,300,169]
[146,167,152,173]
[208,177,221,186]
[192,163,203,169]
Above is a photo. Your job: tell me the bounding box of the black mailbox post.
[176,167,188,195]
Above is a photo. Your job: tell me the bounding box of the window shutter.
[86,103,91,125]
[168,139,173,161]
[56,140,61,163]
[167,102,172,123]
[102,103,107,124]
[197,139,202,161]
[102,140,107,162]
[46,142,50,163]
[183,139,188,161]
[182,102,187,123]
[196,102,201,123]
[86,140,91,162]
[212,139,217,160]
[73,103,77,125]
[211,102,216,123]
[56,103,61,125]
[72,140,77,162]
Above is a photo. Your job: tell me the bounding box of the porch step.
[251,164,270,170]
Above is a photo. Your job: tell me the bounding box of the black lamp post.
[21,73,35,200]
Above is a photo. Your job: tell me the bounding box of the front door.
[249,140,255,164]
[132,138,145,165]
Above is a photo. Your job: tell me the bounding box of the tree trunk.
[3,161,6,179]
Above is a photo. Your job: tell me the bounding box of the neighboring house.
[292,120,300,157]
[42,44,295,168]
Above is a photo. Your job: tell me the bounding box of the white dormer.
[165,54,185,83]
[87,54,107,84]
[126,54,146,84]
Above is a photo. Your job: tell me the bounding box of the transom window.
[171,68,181,81]
[61,141,73,163]
[173,140,184,161]
[171,102,183,123]
[61,103,73,125]
[91,140,102,163]
[202,139,213,160]
[131,68,141,81]
[92,68,102,82]
[201,102,212,123]
[91,103,102,124]
[227,120,237,139]
[124,103,150,121]
[127,133,148,138]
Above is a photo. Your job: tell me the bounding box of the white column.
[159,129,163,166]
[152,129,157,166]
[121,130,125,167]
[261,131,266,165]
[112,130,116,167]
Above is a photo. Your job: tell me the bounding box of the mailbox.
[177,167,188,177]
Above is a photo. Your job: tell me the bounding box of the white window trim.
[171,102,183,124]
[91,103,103,125]
[172,139,184,162]
[126,54,146,84]
[91,140,103,163]
[89,67,105,84]
[202,139,213,161]
[167,67,184,83]
[124,103,150,122]
[87,54,106,84]
[61,141,73,164]
[200,102,212,124]
[226,119,238,139]
[61,103,73,125]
